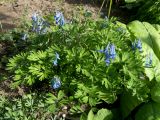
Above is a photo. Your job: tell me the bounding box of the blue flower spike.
[145,53,152,67]
[55,52,60,60]
[51,76,61,89]
[54,11,65,26]
[105,58,110,66]
[109,44,116,59]
[53,52,60,66]
[131,39,143,52]
[31,12,38,22]
[98,49,104,53]
[98,43,117,66]
[31,12,49,34]
[131,42,136,50]
[136,39,142,52]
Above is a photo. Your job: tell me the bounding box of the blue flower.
[55,52,60,60]
[31,13,49,34]
[97,49,104,53]
[105,58,110,66]
[136,39,142,52]
[21,33,27,40]
[145,53,152,67]
[132,39,143,52]
[31,13,38,22]
[131,42,136,50]
[98,43,116,66]
[53,59,58,66]
[54,11,65,26]
[109,44,116,59]
[53,52,60,66]
[104,45,110,59]
[51,76,61,89]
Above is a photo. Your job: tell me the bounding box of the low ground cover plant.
[0,10,160,120]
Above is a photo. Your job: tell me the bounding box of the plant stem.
[98,0,106,15]
[108,0,113,19]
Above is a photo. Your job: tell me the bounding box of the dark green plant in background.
[135,0,160,24]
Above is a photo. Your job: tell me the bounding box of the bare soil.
[0,0,99,31]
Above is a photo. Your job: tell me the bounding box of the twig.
[98,0,106,15]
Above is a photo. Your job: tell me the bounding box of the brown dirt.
[0,0,99,32]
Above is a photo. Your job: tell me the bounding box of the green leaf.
[87,110,95,120]
[87,109,113,120]
[142,22,160,60]
[153,24,160,34]
[82,96,89,103]
[120,91,142,119]
[135,102,160,120]
[97,91,117,104]
[58,90,65,100]
[127,20,160,60]
[127,20,160,81]
[151,82,160,103]
[94,109,113,120]
[46,93,57,104]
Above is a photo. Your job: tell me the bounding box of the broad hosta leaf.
[153,24,160,34]
[151,82,160,103]
[127,21,160,81]
[87,109,113,120]
[120,91,142,119]
[87,110,94,120]
[142,22,160,60]
[94,109,113,120]
[127,20,160,60]
[135,102,160,120]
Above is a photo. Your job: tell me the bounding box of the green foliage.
[46,90,68,112]
[127,20,160,82]
[0,93,55,120]
[87,109,113,120]
[151,82,160,103]
[120,91,142,119]
[123,0,145,9]
[7,18,151,106]
[135,102,160,120]
[2,12,160,120]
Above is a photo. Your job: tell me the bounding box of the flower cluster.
[132,39,143,52]
[145,52,152,67]
[53,52,60,66]
[51,76,61,89]
[99,43,116,66]
[54,11,65,26]
[31,13,49,34]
